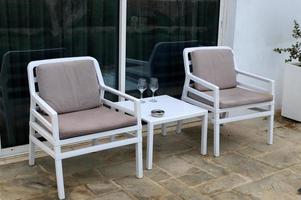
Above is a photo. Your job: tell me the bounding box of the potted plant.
[274,20,301,121]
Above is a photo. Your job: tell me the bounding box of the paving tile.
[195,173,249,195]
[92,191,135,200]
[92,145,136,166]
[212,191,256,200]
[0,175,57,200]
[155,155,200,177]
[145,165,171,182]
[290,163,301,175]
[1,118,301,199]
[98,161,138,179]
[29,192,59,200]
[234,170,301,200]
[206,133,245,155]
[64,169,103,188]
[0,160,46,183]
[238,134,294,158]
[67,185,96,200]
[37,155,103,176]
[274,127,301,144]
[160,178,212,200]
[86,180,119,195]
[255,146,301,169]
[114,176,169,199]
[160,194,183,200]
[178,170,214,186]
[211,152,276,180]
[151,133,195,156]
[177,152,230,177]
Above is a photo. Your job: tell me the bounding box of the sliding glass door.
[126,0,220,97]
[0,0,119,148]
[0,0,221,151]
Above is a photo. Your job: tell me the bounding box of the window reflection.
[0,0,119,148]
[126,0,220,97]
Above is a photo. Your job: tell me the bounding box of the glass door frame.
[0,0,232,157]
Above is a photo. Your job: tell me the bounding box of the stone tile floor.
[1,116,301,200]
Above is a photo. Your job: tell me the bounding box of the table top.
[115,95,207,125]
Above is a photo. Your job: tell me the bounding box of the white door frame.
[218,0,237,47]
[118,0,127,97]
[0,0,233,158]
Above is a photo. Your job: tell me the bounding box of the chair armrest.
[102,86,139,102]
[31,94,57,118]
[31,94,60,140]
[185,74,220,108]
[236,69,275,95]
[236,69,274,83]
[101,86,142,125]
[187,74,219,91]
[126,58,148,66]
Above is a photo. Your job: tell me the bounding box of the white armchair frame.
[179,46,275,157]
[27,57,143,200]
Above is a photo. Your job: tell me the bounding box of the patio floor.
[1,116,301,200]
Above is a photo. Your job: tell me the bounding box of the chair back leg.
[200,113,208,155]
[213,112,220,157]
[267,105,275,145]
[135,129,143,178]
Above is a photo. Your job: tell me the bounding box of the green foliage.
[274,20,301,63]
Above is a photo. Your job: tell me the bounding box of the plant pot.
[281,63,301,122]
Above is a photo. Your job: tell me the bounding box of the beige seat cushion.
[45,106,137,139]
[36,60,101,114]
[191,48,237,91]
[188,87,273,108]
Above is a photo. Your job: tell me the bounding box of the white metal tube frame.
[27,57,143,200]
[180,46,275,157]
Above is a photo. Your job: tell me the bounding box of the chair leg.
[161,124,167,136]
[267,110,274,145]
[92,139,97,146]
[200,113,208,155]
[135,130,143,178]
[29,128,35,166]
[176,120,183,134]
[54,147,65,200]
[146,124,154,170]
[214,113,220,157]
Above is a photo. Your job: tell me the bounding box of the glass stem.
[140,92,143,100]
[152,91,155,101]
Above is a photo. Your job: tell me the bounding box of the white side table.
[115,95,208,169]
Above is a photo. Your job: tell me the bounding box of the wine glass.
[137,78,147,103]
[149,77,159,102]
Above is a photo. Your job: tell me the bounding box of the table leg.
[146,123,154,170]
[201,112,208,155]
[161,124,167,136]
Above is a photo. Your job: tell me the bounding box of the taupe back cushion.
[191,48,237,91]
[36,60,101,114]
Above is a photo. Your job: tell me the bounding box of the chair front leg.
[135,129,143,178]
[267,104,274,145]
[54,146,65,200]
[213,112,220,157]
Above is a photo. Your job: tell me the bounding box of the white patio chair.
[27,57,143,200]
[178,46,275,157]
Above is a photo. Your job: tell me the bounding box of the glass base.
[150,98,157,102]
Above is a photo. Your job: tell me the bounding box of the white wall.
[232,0,301,109]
